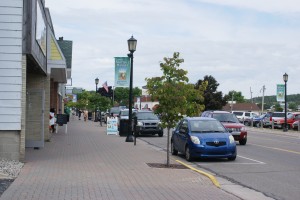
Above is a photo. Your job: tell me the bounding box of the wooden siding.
[0,0,23,130]
[50,37,63,60]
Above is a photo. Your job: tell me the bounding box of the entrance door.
[25,89,45,148]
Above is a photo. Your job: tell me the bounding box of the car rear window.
[272,112,285,117]
[233,112,243,116]
[136,112,159,120]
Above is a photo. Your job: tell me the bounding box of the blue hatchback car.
[171,117,237,161]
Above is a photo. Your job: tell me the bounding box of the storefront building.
[0,0,72,161]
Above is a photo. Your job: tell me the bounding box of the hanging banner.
[276,84,285,102]
[115,57,130,87]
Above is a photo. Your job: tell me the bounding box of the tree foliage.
[195,75,226,110]
[114,87,142,106]
[146,52,207,166]
[224,90,245,103]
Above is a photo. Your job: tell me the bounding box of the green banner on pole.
[276,84,285,102]
[115,57,130,87]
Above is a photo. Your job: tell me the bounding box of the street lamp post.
[94,77,99,122]
[283,73,288,132]
[126,36,137,142]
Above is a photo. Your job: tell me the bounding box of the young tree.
[195,75,226,110]
[146,52,207,166]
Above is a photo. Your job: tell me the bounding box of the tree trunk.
[167,127,170,167]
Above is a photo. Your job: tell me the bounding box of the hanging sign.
[276,84,285,102]
[115,57,130,87]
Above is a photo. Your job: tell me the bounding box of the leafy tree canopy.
[224,90,245,103]
[195,75,226,110]
[146,52,207,129]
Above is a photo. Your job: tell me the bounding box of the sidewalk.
[1,119,241,200]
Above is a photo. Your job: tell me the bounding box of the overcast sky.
[45,0,300,99]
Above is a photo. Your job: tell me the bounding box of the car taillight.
[270,117,272,121]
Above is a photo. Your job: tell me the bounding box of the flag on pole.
[102,81,109,92]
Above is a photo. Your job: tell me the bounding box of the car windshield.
[272,112,285,117]
[137,112,159,120]
[233,111,243,116]
[258,114,266,118]
[213,113,240,123]
[120,110,136,116]
[110,107,120,114]
[190,120,226,133]
[121,110,129,116]
[287,114,294,119]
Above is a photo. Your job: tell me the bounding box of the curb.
[176,160,220,188]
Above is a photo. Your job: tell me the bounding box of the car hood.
[191,132,230,140]
[221,122,244,128]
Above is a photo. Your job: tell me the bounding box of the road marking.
[176,160,220,188]
[237,155,265,164]
[249,143,300,155]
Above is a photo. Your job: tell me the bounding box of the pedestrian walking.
[78,109,82,120]
[49,108,56,133]
[99,111,102,126]
[84,110,88,121]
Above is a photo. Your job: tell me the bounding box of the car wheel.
[255,123,260,128]
[171,141,178,155]
[158,131,163,137]
[228,156,236,161]
[245,121,249,126]
[185,146,193,161]
[239,138,247,145]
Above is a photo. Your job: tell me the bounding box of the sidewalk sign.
[106,117,118,135]
[56,114,69,134]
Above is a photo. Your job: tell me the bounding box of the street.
[138,128,300,200]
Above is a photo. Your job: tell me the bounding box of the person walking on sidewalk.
[84,110,88,121]
[78,109,82,120]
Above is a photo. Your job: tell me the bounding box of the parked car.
[171,117,236,161]
[273,112,300,129]
[292,120,299,130]
[264,112,290,128]
[232,111,259,125]
[201,110,247,145]
[252,113,272,127]
[117,109,137,130]
[132,110,163,137]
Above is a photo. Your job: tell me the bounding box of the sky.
[45,0,300,99]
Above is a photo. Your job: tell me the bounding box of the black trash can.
[119,119,129,137]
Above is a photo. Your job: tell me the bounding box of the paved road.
[139,127,300,200]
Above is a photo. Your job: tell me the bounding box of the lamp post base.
[283,128,288,132]
[125,134,134,142]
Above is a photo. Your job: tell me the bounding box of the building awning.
[47,31,67,83]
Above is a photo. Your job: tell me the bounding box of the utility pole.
[261,85,266,113]
[250,87,253,103]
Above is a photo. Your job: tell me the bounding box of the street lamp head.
[283,73,288,82]
[128,35,137,53]
[95,77,99,85]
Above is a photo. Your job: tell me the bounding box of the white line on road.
[237,155,265,164]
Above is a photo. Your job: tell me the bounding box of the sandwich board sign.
[106,117,118,135]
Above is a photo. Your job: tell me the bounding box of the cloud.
[46,0,300,99]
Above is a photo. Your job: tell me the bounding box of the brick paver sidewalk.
[0,118,240,200]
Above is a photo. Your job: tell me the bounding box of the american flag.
[102,81,109,92]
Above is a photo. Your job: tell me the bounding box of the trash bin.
[119,119,129,137]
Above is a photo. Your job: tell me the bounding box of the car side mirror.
[179,128,187,134]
